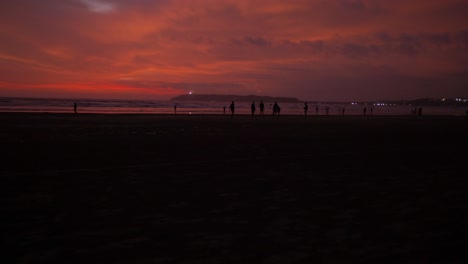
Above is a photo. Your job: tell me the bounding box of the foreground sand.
[2,113,468,263]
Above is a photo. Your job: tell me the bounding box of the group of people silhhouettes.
[411,107,423,116]
[226,101,347,118]
[72,101,450,116]
[224,101,350,117]
[226,100,283,118]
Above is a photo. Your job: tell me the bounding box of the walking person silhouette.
[251,102,256,116]
[272,102,279,117]
[74,102,77,114]
[259,100,265,115]
[304,102,308,116]
[272,102,281,118]
[229,101,235,118]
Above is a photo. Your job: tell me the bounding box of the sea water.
[0,97,466,116]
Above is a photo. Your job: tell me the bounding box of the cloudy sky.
[1,0,467,101]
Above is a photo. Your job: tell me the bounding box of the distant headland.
[170,94,300,103]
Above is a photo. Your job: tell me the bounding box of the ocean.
[0,97,467,116]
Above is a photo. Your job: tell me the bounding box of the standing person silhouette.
[363,107,367,115]
[272,102,279,117]
[74,102,77,114]
[223,105,226,115]
[304,102,308,116]
[174,103,177,114]
[259,100,265,115]
[229,101,235,118]
[251,102,256,116]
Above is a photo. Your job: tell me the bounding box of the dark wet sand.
[2,113,468,263]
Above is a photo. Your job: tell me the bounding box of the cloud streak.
[80,0,117,13]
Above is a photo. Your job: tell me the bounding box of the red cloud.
[0,0,467,101]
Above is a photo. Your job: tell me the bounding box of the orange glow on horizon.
[0,81,183,100]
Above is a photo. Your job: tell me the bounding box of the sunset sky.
[1,0,467,101]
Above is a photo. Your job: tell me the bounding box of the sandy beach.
[2,113,468,263]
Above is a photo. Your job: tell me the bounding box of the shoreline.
[1,111,467,116]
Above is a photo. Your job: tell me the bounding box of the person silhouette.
[174,103,177,114]
[304,102,308,116]
[251,102,256,116]
[74,102,77,114]
[229,101,235,118]
[223,105,226,115]
[370,107,373,115]
[272,102,279,117]
[259,100,265,115]
[363,107,367,115]
[418,107,422,116]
